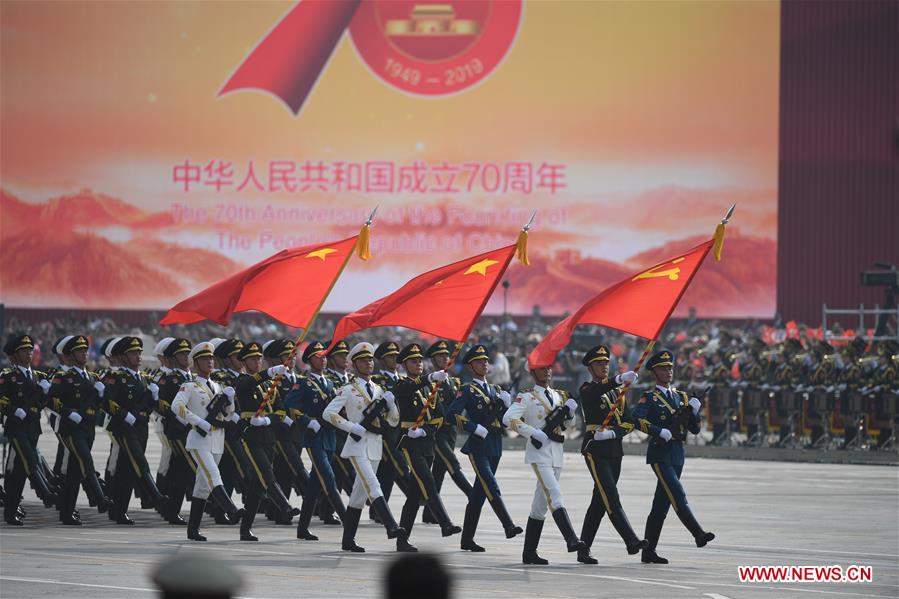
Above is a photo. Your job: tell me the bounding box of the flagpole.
[255,207,377,417]
[597,204,735,431]
[411,212,535,428]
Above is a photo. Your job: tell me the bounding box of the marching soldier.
[100,336,125,501]
[210,338,247,524]
[1,334,57,525]
[171,342,246,541]
[633,350,715,564]
[263,339,309,524]
[325,340,356,514]
[504,361,585,564]
[103,336,168,524]
[323,342,406,552]
[393,343,462,552]
[422,340,472,525]
[576,345,646,564]
[370,340,411,523]
[155,338,197,525]
[234,341,298,541]
[151,338,176,508]
[446,344,523,552]
[48,335,112,524]
[287,341,347,540]
[49,335,75,480]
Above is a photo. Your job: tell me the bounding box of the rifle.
[194,392,231,437]
[664,385,712,443]
[349,396,386,442]
[530,402,572,449]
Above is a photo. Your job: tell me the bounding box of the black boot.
[210,485,246,523]
[187,497,207,541]
[641,514,668,564]
[324,484,346,520]
[318,496,341,525]
[522,517,548,565]
[341,507,365,552]
[296,496,318,541]
[460,503,485,552]
[552,508,587,553]
[139,471,168,510]
[425,494,461,537]
[676,504,715,547]
[267,483,300,521]
[240,496,260,541]
[489,496,523,538]
[398,499,418,548]
[371,496,405,540]
[421,505,437,524]
[450,470,473,497]
[578,506,602,564]
[608,509,648,554]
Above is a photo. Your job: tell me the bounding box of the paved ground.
[1,431,897,599]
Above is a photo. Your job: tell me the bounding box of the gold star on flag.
[464,259,499,276]
[306,248,337,261]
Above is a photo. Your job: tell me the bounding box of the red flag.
[160,235,359,328]
[328,244,518,348]
[528,240,714,369]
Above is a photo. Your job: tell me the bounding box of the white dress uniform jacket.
[324,378,399,460]
[503,385,574,468]
[172,377,233,454]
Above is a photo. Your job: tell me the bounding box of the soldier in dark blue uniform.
[210,338,248,524]
[287,341,347,540]
[1,334,57,525]
[103,336,168,524]
[446,344,522,552]
[576,345,646,564]
[422,340,472,525]
[632,350,715,564]
[393,343,462,551]
[370,340,411,523]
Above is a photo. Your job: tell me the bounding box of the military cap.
[261,339,295,358]
[118,336,143,355]
[877,339,899,357]
[238,341,263,360]
[645,349,675,370]
[102,337,122,358]
[463,344,490,364]
[375,341,400,360]
[214,339,244,358]
[425,340,452,358]
[209,337,226,350]
[302,341,328,364]
[151,552,243,598]
[53,336,71,356]
[277,339,296,356]
[397,343,424,363]
[327,339,350,356]
[153,337,175,356]
[3,334,35,355]
[349,342,375,362]
[582,344,611,366]
[62,335,90,355]
[261,340,276,357]
[189,341,215,361]
[164,338,192,357]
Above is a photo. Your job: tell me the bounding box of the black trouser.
[332,430,355,495]
[273,439,309,498]
[58,428,106,518]
[239,438,294,515]
[581,453,640,548]
[376,426,411,503]
[398,444,453,537]
[165,435,197,517]
[300,445,345,525]
[110,424,158,515]
[4,433,51,518]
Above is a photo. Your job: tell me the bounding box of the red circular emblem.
[349,0,523,96]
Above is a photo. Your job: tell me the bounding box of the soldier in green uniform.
[325,340,356,520]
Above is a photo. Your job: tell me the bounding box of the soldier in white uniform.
[172,342,245,541]
[504,364,586,564]
[323,342,406,552]
[151,338,175,504]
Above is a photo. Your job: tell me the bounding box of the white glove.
[428,370,448,383]
[148,383,159,400]
[307,419,321,434]
[350,422,366,437]
[68,411,82,424]
[531,429,550,445]
[176,415,189,425]
[14,407,27,420]
[282,415,294,427]
[499,390,512,407]
[124,412,136,426]
[38,379,51,393]
[689,397,702,415]
[250,416,268,426]
[197,419,212,432]
[267,365,289,377]
[223,386,235,401]
[407,427,426,439]
[263,416,271,426]
[594,429,616,441]
[659,428,672,441]
[474,424,488,438]
[229,413,240,423]
[382,391,396,410]
[565,398,578,414]
[94,381,105,397]
[616,371,638,385]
